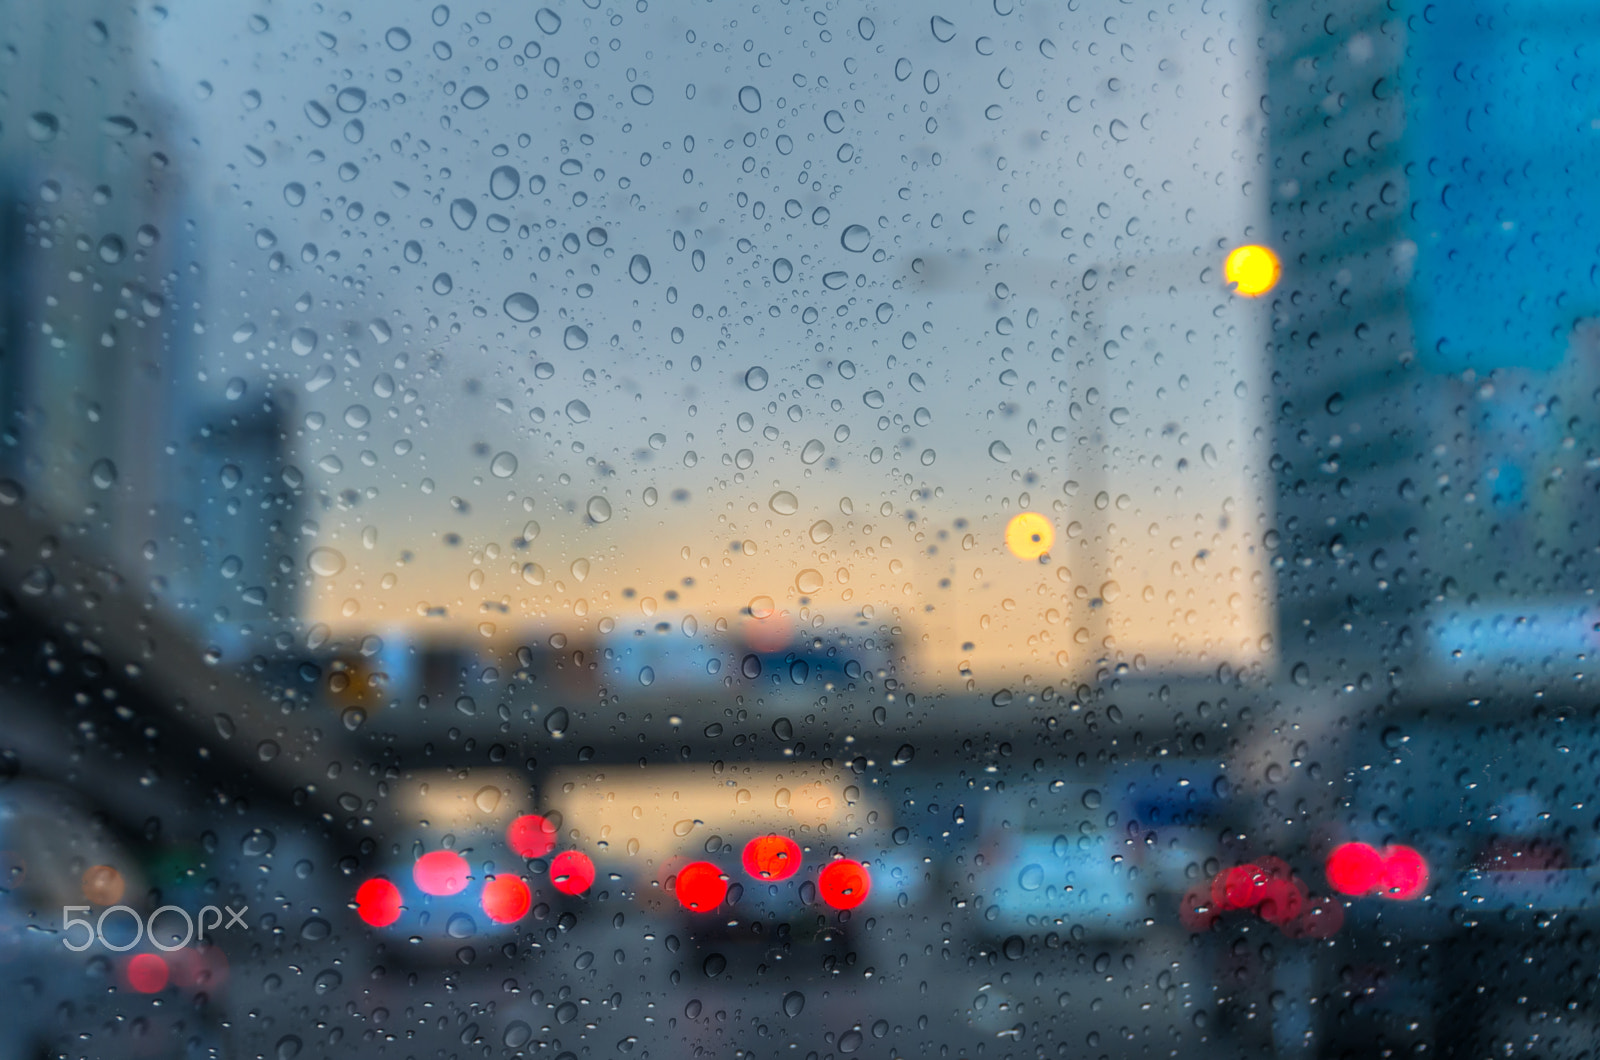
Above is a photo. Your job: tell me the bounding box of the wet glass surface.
[4,1,1600,1057]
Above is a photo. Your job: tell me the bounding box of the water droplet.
[89,458,117,489]
[772,257,793,283]
[565,399,591,422]
[241,827,276,856]
[545,707,570,736]
[930,15,957,41]
[796,569,824,593]
[344,404,371,429]
[988,440,1012,462]
[769,490,799,515]
[535,6,561,33]
[460,85,490,109]
[490,452,518,478]
[446,912,477,938]
[801,439,825,464]
[308,547,346,577]
[291,328,317,356]
[385,26,411,50]
[745,366,769,391]
[336,87,366,113]
[587,496,612,522]
[631,84,655,105]
[503,292,539,321]
[489,165,520,199]
[809,520,833,543]
[738,85,762,112]
[749,595,776,619]
[782,990,806,1017]
[450,198,477,230]
[473,786,503,814]
[433,272,453,295]
[521,562,545,585]
[1017,864,1044,891]
[841,224,871,252]
[28,112,59,142]
[625,253,653,283]
[570,558,591,582]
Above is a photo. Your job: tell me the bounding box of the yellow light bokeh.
[1223,244,1280,297]
[1005,512,1054,560]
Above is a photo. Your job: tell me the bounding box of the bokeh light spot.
[1381,844,1429,900]
[1325,842,1384,896]
[674,861,728,912]
[81,864,125,905]
[742,835,802,881]
[818,858,871,910]
[480,875,532,923]
[125,953,169,993]
[550,850,596,896]
[1004,512,1054,560]
[1224,244,1281,297]
[413,850,470,896]
[355,877,403,927]
[507,814,557,859]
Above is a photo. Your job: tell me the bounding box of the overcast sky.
[143,0,1273,684]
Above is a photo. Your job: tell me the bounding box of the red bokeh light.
[674,861,728,912]
[1326,842,1428,900]
[125,953,169,993]
[1217,863,1270,910]
[355,877,403,927]
[742,835,802,881]
[168,944,229,993]
[818,858,871,910]
[550,850,596,896]
[1381,844,1428,900]
[1325,842,1384,896]
[413,850,471,896]
[507,814,558,859]
[480,875,532,923]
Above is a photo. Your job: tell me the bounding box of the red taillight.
[1325,842,1428,900]
[355,877,403,926]
[1381,844,1428,899]
[125,952,169,993]
[413,850,470,896]
[742,835,802,881]
[674,861,728,912]
[481,875,532,923]
[507,814,558,859]
[1325,842,1384,896]
[818,859,871,910]
[550,850,596,896]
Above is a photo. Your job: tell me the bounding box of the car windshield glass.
[4,1,1599,1058]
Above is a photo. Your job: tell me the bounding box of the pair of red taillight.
[675,836,871,912]
[1324,842,1428,899]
